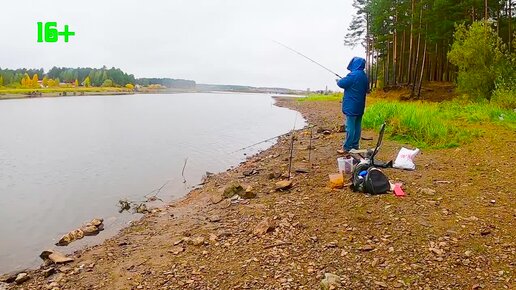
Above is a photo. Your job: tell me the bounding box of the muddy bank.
[4,97,515,289]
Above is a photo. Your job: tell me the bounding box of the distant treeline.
[47,66,135,86]
[135,78,196,89]
[0,66,197,89]
[0,66,135,88]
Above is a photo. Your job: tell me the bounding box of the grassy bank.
[298,93,341,102]
[363,100,515,148]
[0,87,131,95]
[301,93,515,148]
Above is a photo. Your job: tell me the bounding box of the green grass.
[298,93,341,102]
[363,100,515,148]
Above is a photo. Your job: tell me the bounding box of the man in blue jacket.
[336,57,368,154]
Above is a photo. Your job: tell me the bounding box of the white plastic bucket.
[337,157,354,174]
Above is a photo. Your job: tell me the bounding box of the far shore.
[0,89,305,101]
[0,88,199,101]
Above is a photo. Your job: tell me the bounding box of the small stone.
[360,245,375,251]
[223,184,244,198]
[374,281,388,288]
[238,186,256,199]
[58,266,72,273]
[14,273,29,284]
[275,180,293,191]
[208,215,221,222]
[40,250,74,264]
[42,267,56,277]
[429,248,443,256]
[490,200,496,204]
[268,172,282,179]
[0,271,19,283]
[81,225,100,236]
[210,194,224,204]
[480,229,491,236]
[253,217,275,236]
[168,246,184,255]
[464,250,473,257]
[89,218,103,227]
[209,233,218,241]
[190,236,205,246]
[243,169,258,176]
[325,242,337,248]
[320,273,341,290]
[418,188,436,195]
[295,168,309,173]
[371,258,380,267]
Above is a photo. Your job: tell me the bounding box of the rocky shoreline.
[2,97,514,289]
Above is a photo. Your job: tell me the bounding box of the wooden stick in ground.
[288,131,295,179]
[308,127,313,163]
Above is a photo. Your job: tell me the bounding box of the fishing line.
[273,40,342,78]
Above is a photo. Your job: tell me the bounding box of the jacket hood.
[347,57,366,71]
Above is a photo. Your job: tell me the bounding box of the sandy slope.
[6,98,515,290]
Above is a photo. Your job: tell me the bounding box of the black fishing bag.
[351,164,390,194]
[350,123,391,195]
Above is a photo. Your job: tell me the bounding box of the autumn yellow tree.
[74,79,79,87]
[42,76,48,87]
[32,74,39,88]
[21,73,30,88]
[47,78,55,87]
[125,83,134,90]
[84,76,91,87]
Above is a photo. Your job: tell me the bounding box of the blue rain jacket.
[337,57,368,116]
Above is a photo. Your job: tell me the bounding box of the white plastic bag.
[393,147,420,170]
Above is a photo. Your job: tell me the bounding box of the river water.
[0,93,305,273]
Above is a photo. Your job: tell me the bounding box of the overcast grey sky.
[1,0,364,90]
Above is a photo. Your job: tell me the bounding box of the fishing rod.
[273,40,342,79]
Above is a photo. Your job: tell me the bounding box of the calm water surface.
[0,93,305,273]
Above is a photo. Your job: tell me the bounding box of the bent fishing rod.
[273,40,342,79]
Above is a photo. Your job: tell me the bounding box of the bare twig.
[264,241,292,249]
[144,180,169,202]
[182,158,188,183]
